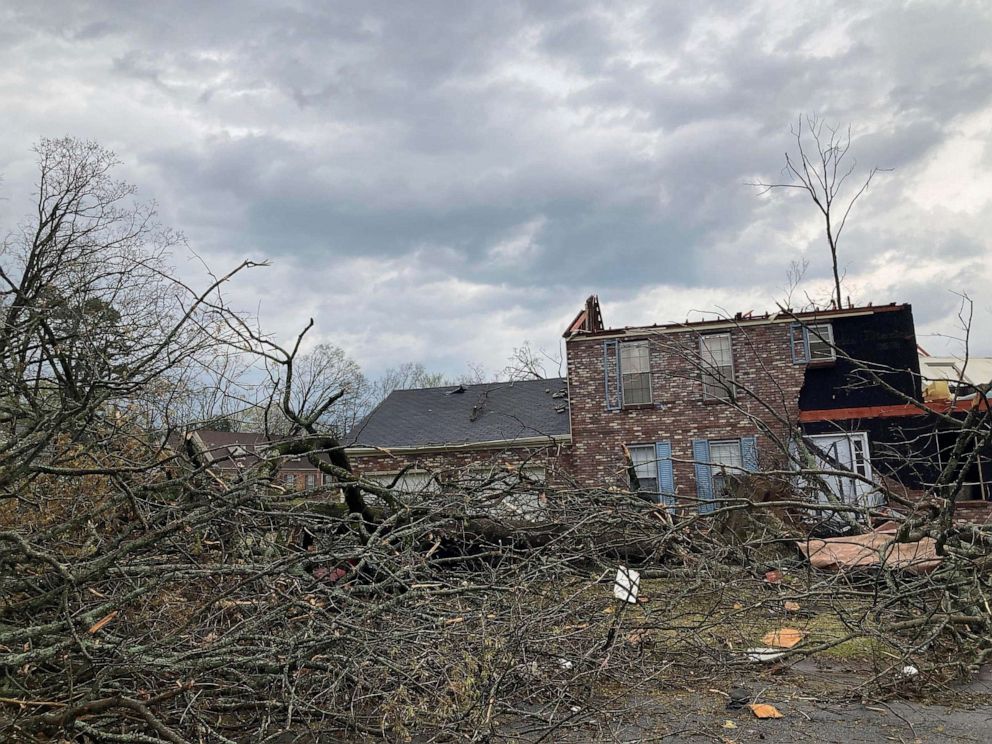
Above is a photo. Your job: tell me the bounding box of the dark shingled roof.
[345,378,570,449]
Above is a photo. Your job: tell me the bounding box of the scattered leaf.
[749,703,783,719]
[732,602,744,610]
[625,629,653,646]
[764,570,783,585]
[784,601,801,612]
[723,720,737,729]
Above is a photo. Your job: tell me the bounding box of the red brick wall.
[565,322,807,499]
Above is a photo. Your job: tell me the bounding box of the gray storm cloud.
[0,0,990,374]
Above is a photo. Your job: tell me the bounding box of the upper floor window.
[791,322,836,363]
[700,333,734,400]
[620,341,651,405]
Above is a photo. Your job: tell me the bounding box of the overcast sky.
[2,1,990,377]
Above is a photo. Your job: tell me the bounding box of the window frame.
[627,444,659,499]
[708,439,744,495]
[791,322,836,364]
[803,431,877,506]
[620,340,652,406]
[933,431,989,501]
[699,332,735,401]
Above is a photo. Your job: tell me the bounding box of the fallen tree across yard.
[2,139,992,742]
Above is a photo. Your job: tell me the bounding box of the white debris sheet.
[613,565,640,603]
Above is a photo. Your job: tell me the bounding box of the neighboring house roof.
[345,378,570,450]
[189,430,323,472]
[919,356,992,387]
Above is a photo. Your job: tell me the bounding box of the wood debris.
[749,702,784,719]
[87,611,118,634]
[761,627,804,648]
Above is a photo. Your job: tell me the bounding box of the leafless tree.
[752,115,887,309]
[502,340,562,381]
[0,138,256,484]
[237,342,367,437]
[365,360,449,404]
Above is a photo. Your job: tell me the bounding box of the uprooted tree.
[1,139,991,743]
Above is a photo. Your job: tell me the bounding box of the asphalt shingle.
[345,378,570,448]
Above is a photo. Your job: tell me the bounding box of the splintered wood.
[761,627,804,648]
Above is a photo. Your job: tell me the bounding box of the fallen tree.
[2,139,992,743]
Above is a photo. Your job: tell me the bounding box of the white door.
[805,433,880,507]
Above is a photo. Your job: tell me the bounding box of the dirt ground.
[591,696,992,742]
[552,663,992,742]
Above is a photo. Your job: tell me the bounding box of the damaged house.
[178,430,332,491]
[345,295,991,513]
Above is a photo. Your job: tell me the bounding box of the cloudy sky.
[2,1,990,377]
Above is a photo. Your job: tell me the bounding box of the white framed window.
[628,445,658,497]
[283,473,296,488]
[804,432,878,507]
[709,439,743,495]
[322,473,334,486]
[700,333,734,400]
[807,323,835,361]
[791,322,836,363]
[305,473,317,488]
[620,341,651,406]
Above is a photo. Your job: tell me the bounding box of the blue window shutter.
[603,339,621,411]
[790,323,808,364]
[655,441,675,507]
[741,435,759,472]
[692,439,714,514]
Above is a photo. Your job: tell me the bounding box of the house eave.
[346,434,572,456]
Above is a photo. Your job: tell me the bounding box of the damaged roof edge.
[564,300,910,341]
[563,295,605,337]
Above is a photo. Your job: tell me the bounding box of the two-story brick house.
[347,295,990,512]
[563,296,924,512]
